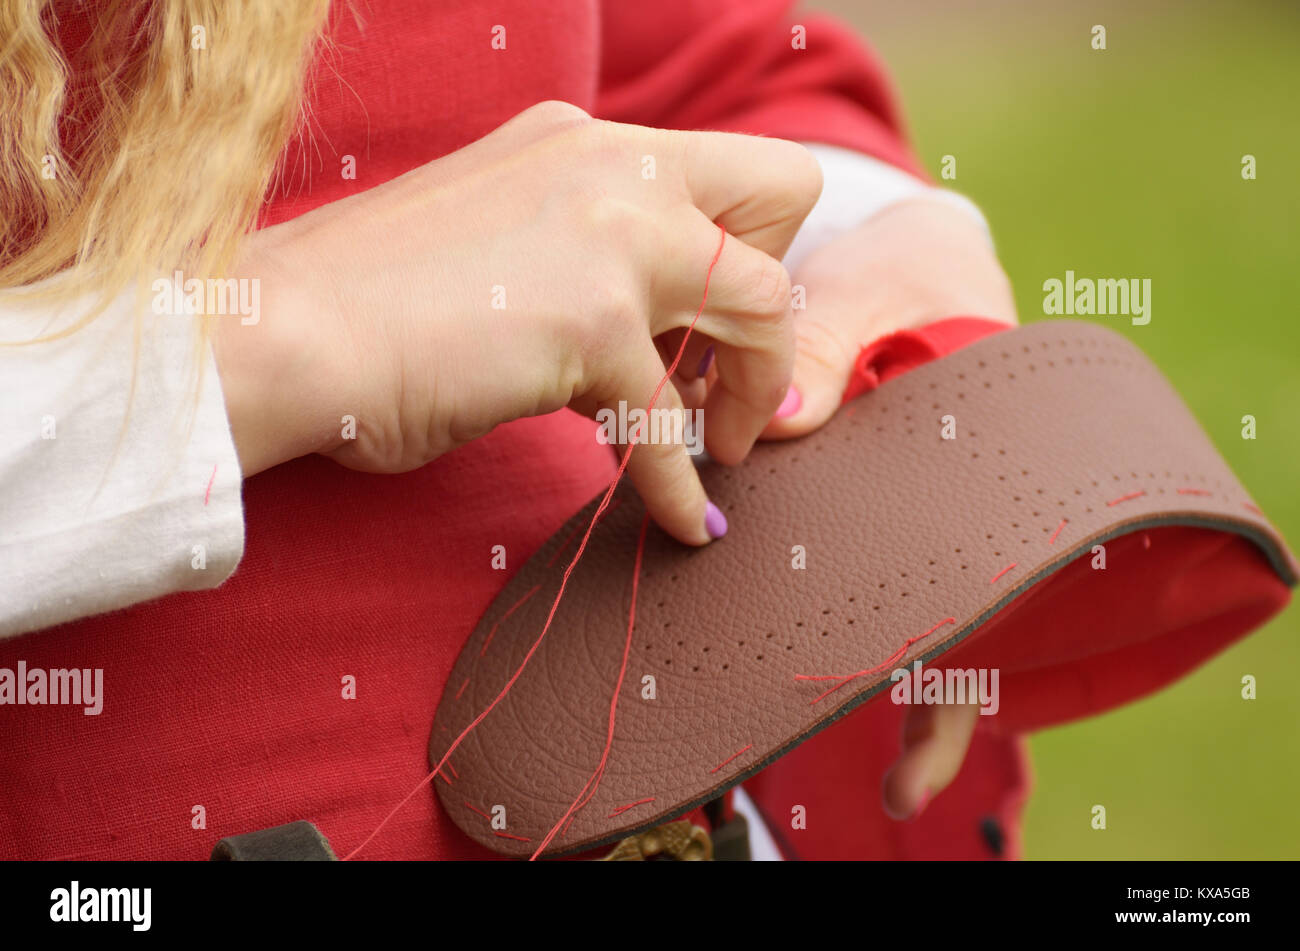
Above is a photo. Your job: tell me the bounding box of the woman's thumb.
[761,319,855,440]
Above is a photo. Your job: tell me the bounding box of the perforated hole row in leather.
[634,331,1249,679]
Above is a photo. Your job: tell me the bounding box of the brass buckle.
[598,820,714,861]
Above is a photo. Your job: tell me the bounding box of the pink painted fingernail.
[910,788,932,821]
[775,386,801,419]
[704,501,728,540]
[696,345,715,377]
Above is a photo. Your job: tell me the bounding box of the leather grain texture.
[431,320,1297,857]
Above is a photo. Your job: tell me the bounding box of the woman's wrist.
[212,233,344,477]
[792,197,1017,340]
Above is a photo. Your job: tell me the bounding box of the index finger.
[665,129,823,262]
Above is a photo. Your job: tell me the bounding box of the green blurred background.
[810,0,1299,858]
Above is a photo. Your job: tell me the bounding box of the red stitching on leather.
[1048,518,1067,544]
[547,499,623,567]
[560,813,578,840]
[1107,489,1146,506]
[480,584,541,657]
[454,678,469,700]
[463,802,490,820]
[204,464,217,505]
[608,797,656,818]
[709,744,754,774]
[546,523,587,568]
[494,832,531,842]
[795,616,958,705]
[1176,488,1212,496]
[989,561,1018,584]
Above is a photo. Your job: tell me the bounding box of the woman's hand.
[760,197,1017,820]
[762,197,1017,435]
[215,101,822,545]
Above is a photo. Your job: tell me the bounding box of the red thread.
[463,802,490,821]
[607,797,656,818]
[529,513,651,859]
[1048,518,1067,545]
[1107,489,1146,506]
[1244,502,1263,515]
[447,762,459,779]
[204,464,217,505]
[989,561,1018,585]
[494,832,531,843]
[559,813,579,841]
[480,584,541,657]
[545,522,587,568]
[437,769,452,787]
[709,743,753,774]
[545,500,623,568]
[1176,488,1211,496]
[454,678,469,701]
[795,616,957,705]
[340,224,728,862]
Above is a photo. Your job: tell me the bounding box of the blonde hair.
[0,0,332,328]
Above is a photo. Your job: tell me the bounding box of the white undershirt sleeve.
[0,282,244,639]
[783,143,994,272]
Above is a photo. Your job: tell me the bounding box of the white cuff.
[0,281,244,639]
[783,143,994,272]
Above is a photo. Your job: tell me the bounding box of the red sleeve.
[596,0,928,179]
[841,317,1012,403]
